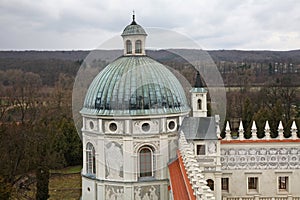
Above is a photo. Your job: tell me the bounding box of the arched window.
[207,179,214,191]
[197,99,202,110]
[126,40,132,54]
[135,40,142,54]
[139,146,153,177]
[86,142,96,175]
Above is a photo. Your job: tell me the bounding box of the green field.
[11,166,82,200]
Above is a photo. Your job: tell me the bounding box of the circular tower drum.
[81,15,190,200]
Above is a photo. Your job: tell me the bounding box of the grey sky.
[0,0,299,50]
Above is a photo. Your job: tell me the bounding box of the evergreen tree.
[252,107,270,138]
[269,100,284,138]
[242,98,254,138]
[36,166,50,200]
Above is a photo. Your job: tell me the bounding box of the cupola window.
[198,99,202,110]
[126,40,132,54]
[135,40,142,54]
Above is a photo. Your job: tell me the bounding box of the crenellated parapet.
[221,120,299,141]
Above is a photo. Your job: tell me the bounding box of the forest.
[0,50,299,199]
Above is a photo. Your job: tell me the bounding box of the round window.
[87,187,90,192]
[89,121,94,130]
[142,123,150,132]
[168,121,176,130]
[109,122,117,132]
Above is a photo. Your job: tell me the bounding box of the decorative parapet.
[238,121,245,140]
[264,121,271,140]
[178,132,215,200]
[222,120,299,141]
[225,121,231,141]
[291,121,298,139]
[221,145,300,170]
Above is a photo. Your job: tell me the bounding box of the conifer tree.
[36,166,50,200]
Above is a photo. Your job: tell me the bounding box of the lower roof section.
[168,150,197,200]
[168,159,190,200]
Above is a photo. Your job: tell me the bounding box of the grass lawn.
[11,166,82,200]
[50,165,82,174]
[49,173,81,200]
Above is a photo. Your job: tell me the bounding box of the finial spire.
[131,10,137,25]
[194,71,204,88]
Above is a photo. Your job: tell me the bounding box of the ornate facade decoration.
[134,185,160,200]
[221,147,300,170]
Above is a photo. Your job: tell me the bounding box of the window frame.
[126,40,132,54]
[221,177,229,192]
[86,142,96,175]
[138,146,154,178]
[135,40,142,54]
[247,176,259,194]
[277,175,290,194]
[196,144,206,155]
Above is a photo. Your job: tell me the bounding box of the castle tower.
[80,15,190,200]
[190,71,208,117]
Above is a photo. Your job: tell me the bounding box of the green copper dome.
[81,56,190,116]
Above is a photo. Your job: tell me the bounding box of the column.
[98,136,105,179]
[215,173,222,200]
[159,134,169,179]
[123,136,134,181]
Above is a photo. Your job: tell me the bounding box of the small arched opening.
[86,142,96,175]
[135,40,142,54]
[207,179,214,191]
[126,40,132,54]
[139,146,154,178]
[197,99,202,110]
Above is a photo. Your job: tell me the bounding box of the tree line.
[0,69,82,199]
[224,77,300,138]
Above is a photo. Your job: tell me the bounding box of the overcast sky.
[1,0,300,50]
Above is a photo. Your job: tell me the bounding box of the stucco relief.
[134,185,159,200]
[105,185,124,200]
[207,141,217,154]
[105,142,123,179]
[221,147,300,170]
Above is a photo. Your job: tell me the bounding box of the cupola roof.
[121,14,147,36]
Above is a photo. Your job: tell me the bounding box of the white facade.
[190,88,208,117]
[81,114,189,200]
[221,141,300,198]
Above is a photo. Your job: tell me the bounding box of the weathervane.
[131,10,137,25]
[133,10,135,21]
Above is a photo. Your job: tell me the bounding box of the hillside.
[1,49,300,64]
